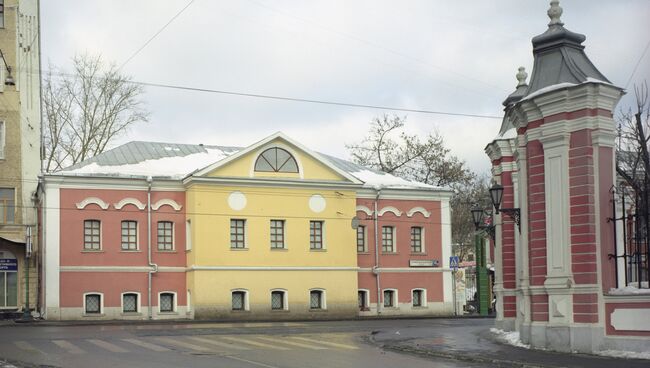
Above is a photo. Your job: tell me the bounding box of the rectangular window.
[232,291,246,311]
[383,290,395,308]
[121,221,138,250]
[157,221,174,250]
[0,188,15,224]
[382,226,394,253]
[270,220,285,249]
[85,294,101,314]
[310,290,323,309]
[122,293,138,313]
[310,221,323,249]
[271,291,285,310]
[410,227,422,253]
[160,293,174,312]
[357,225,366,252]
[358,290,367,310]
[83,220,101,250]
[412,290,423,307]
[230,219,246,248]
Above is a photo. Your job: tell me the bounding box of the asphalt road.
[0,319,489,368]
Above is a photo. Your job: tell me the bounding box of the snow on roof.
[60,147,234,179]
[522,78,613,102]
[349,169,439,190]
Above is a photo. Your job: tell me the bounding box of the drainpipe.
[373,188,382,314]
[147,176,158,319]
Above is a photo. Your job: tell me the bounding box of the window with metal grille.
[254,147,299,173]
[410,227,422,253]
[160,293,174,312]
[357,225,366,252]
[270,220,285,248]
[121,221,138,250]
[383,290,395,307]
[85,294,101,314]
[0,188,15,224]
[122,293,138,313]
[157,221,173,250]
[310,221,323,249]
[232,291,246,311]
[310,290,323,309]
[84,220,101,250]
[358,290,367,310]
[271,291,285,310]
[230,219,246,248]
[382,226,394,253]
[412,290,423,307]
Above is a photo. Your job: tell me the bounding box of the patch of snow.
[585,77,612,85]
[163,146,181,152]
[490,328,530,349]
[350,169,439,190]
[596,349,650,360]
[608,282,650,295]
[523,82,577,101]
[60,148,234,179]
[496,128,517,140]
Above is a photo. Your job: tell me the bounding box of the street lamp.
[489,183,521,231]
[471,204,495,241]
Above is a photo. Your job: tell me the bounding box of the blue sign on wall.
[0,259,18,271]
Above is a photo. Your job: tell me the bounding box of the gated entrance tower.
[484,1,650,353]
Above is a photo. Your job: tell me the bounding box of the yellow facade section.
[206,139,347,182]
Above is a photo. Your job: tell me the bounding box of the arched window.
[254,147,298,173]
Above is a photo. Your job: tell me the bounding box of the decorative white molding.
[227,191,247,211]
[114,198,147,210]
[60,266,186,273]
[356,205,373,216]
[308,194,326,213]
[611,308,650,331]
[151,199,182,211]
[189,266,359,271]
[406,207,431,218]
[378,206,402,217]
[76,197,109,210]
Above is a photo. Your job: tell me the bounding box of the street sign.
[409,259,440,267]
[0,259,18,271]
[449,256,460,270]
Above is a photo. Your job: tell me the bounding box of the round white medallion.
[309,194,326,213]
[228,191,247,211]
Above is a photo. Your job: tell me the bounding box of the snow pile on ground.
[490,328,530,349]
[60,148,234,179]
[596,350,650,360]
[608,282,650,295]
[350,169,439,190]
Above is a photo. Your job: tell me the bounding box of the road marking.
[14,341,45,355]
[87,339,128,353]
[155,337,212,352]
[256,336,327,350]
[122,338,170,352]
[290,336,358,350]
[52,340,85,354]
[187,336,250,350]
[220,336,290,350]
[224,355,281,368]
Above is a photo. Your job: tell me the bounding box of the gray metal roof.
[523,3,612,99]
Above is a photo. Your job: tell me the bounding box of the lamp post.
[489,183,521,231]
[470,204,493,316]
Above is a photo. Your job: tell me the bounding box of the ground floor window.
[159,292,175,312]
[232,290,247,311]
[412,289,424,307]
[310,290,324,309]
[0,271,17,307]
[122,293,138,313]
[383,289,396,308]
[358,290,368,310]
[85,293,102,314]
[271,290,286,310]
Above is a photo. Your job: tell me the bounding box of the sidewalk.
[368,319,650,368]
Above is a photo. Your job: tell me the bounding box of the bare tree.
[43,54,149,172]
[347,115,479,260]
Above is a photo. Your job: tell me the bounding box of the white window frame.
[357,225,367,253]
[158,291,177,313]
[411,288,427,308]
[230,219,247,249]
[83,292,104,315]
[186,219,192,251]
[231,289,250,311]
[309,288,327,310]
[83,219,102,251]
[270,289,289,311]
[382,226,396,253]
[383,288,398,308]
[157,220,174,251]
[270,219,286,249]
[410,226,425,253]
[358,289,370,310]
[309,220,326,250]
[121,220,139,251]
[121,291,141,314]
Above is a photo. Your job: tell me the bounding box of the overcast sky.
[41,0,650,175]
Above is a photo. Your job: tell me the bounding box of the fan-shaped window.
[254,147,299,173]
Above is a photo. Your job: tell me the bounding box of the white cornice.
[184,176,361,191]
[42,174,184,191]
[189,266,358,271]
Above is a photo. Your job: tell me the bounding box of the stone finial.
[516,67,528,87]
[547,0,564,27]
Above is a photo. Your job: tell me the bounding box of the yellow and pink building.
[41,133,454,320]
